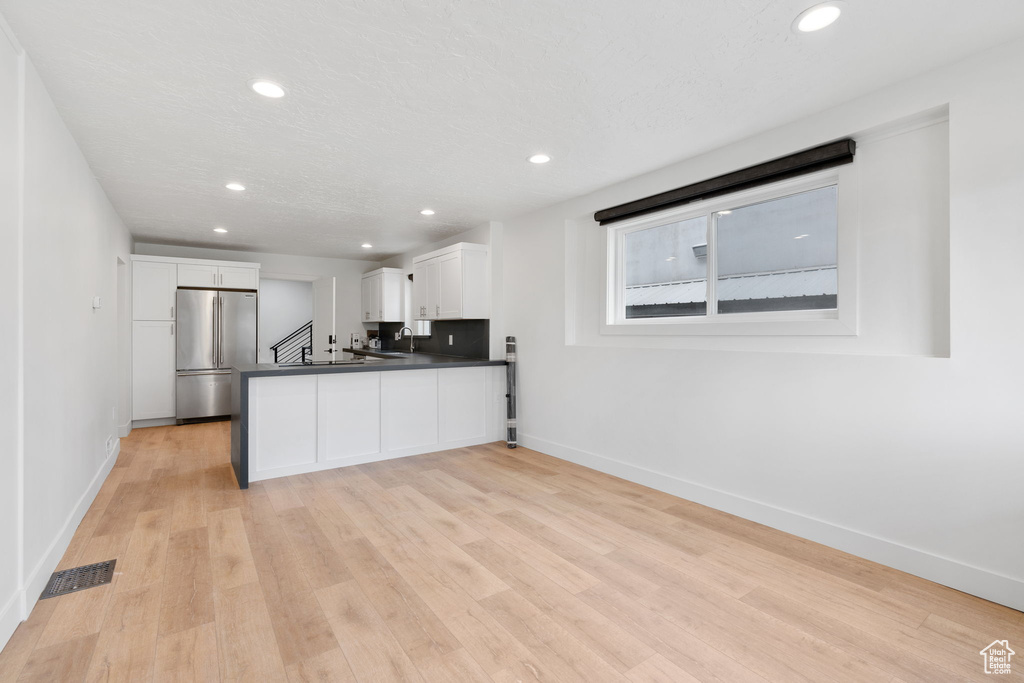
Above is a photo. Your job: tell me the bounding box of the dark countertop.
[232,351,505,379]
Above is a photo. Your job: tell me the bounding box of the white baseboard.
[117,420,132,438]
[519,433,1024,612]
[132,418,175,429]
[0,588,21,657]
[19,439,120,627]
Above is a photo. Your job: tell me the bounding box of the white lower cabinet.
[439,367,487,442]
[251,375,318,473]
[131,320,176,419]
[247,367,502,482]
[318,372,381,461]
[381,369,439,452]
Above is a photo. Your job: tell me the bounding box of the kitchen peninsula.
[230,353,507,488]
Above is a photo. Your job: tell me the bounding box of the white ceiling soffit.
[2,1,1023,260]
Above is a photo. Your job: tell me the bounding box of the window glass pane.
[624,215,707,318]
[715,185,837,314]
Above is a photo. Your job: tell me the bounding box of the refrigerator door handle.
[212,296,218,368]
[219,296,224,366]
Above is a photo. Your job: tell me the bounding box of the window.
[609,174,845,331]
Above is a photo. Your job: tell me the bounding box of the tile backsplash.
[378,319,489,359]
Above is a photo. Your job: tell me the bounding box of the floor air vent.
[40,559,116,599]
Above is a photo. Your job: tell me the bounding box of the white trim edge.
[518,433,1024,612]
[0,587,21,656]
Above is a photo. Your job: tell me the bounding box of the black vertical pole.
[505,336,517,448]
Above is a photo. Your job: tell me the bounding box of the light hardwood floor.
[1,422,1021,682]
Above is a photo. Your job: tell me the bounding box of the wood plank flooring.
[1,422,1021,682]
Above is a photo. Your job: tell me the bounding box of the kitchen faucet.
[398,326,415,353]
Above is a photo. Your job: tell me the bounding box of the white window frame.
[603,167,858,337]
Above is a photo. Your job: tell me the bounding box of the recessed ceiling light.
[249,79,286,98]
[214,227,228,233]
[793,2,844,32]
[528,153,551,164]
[718,210,732,215]
[361,243,373,248]
[665,256,677,261]
[420,209,435,216]
[225,182,245,191]
[794,234,810,239]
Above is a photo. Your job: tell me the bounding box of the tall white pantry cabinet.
[131,259,177,420]
[130,255,260,424]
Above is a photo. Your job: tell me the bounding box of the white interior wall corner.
[503,40,1024,610]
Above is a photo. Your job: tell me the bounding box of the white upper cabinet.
[176,263,218,288]
[132,260,177,320]
[218,266,259,290]
[436,251,463,320]
[178,263,258,290]
[360,268,403,323]
[412,243,488,320]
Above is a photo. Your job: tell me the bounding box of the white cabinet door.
[132,261,177,320]
[381,370,438,451]
[382,271,403,322]
[438,367,487,443]
[370,274,383,321]
[361,274,382,322]
[177,263,218,288]
[250,375,318,473]
[437,252,463,319]
[219,266,258,290]
[424,259,440,319]
[412,262,429,319]
[132,320,176,419]
[360,276,371,322]
[318,373,380,461]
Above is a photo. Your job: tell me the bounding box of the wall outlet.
[105,436,115,457]
[395,332,401,341]
[449,335,454,345]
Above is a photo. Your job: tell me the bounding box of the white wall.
[259,278,312,363]
[381,221,505,359]
[134,244,377,356]
[501,40,1024,610]
[0,16,134,649]
[0,17,23,651]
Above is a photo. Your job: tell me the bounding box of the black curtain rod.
[594,139,856,225]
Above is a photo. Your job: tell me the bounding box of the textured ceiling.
[3,0,1024,260]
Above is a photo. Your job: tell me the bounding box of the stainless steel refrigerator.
[176,289,257,423]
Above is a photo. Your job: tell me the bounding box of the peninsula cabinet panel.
[381,369,438,452]
[132,320,176,419]
[250,375,318,473]
[318,372,381,461]
[438,366,487,443]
